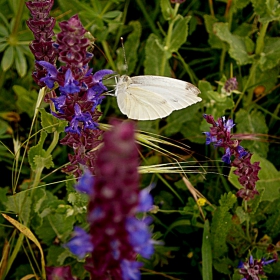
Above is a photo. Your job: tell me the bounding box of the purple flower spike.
[203,115,261,201]
[65,226,94,259]
[238,255,275,280]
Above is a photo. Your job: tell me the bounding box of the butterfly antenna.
[121,37,128,74]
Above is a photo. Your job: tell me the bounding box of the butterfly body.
[115,75,202,120]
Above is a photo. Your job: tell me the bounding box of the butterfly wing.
[117,83,173,120]
[130,75,202,110]
[115,75,202,120]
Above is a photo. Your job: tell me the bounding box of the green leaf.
[1,45,14,71]
[232,0,250,10]
[235,206,249,224]
[198,80,234,119]
[4,192,31,225]
[235,109,269,158]
[39,108,67,133]
[259,37,280,71]
[103,10,122,19]
[165,103,201,137]
[202,220,212,280]
[169,15,191,52]
[211,192,236,259]
[48,212,75,242]
[57,0,92,14]
[181,111,205,144]
[13,85,37,118]
[251,0,280,23]
[35,215,56,245]
[160,0,174,20]
[0,24,9,36]
[116,21,142,75]
[228,154,280,202]
[213,22,253,65]
[203,15,222,49]
[46,246,69,266]
[15,46,27,77]
[233,22,258,37]
[144,33,171,75]
[28,130,54,171]
[0,42,8,52]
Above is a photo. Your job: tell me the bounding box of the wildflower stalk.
[11,0,25,36]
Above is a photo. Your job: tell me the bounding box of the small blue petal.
[65,227,94,259]
[37,61,58,88]
[75,169,94,195]
[92,69,115,82]
[222,147,232,164]
[59,69,80,94]
[126,217,154,259]
[138,188,153,212]
[237,145,248,158]
[120,259,142,280]
[65,118,81,134]
[51,95,66,113]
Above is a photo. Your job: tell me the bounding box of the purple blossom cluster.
[66,121,154,279]
[203,114,261,200]
[26,0,57,88]
[224,77,238,93]
[26,0,114,177]
[238,255,275,280]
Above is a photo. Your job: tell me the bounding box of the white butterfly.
[115,75,202,120]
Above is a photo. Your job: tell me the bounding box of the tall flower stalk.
[66,121,154,279]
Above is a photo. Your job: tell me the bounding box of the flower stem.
[135,0,160,37]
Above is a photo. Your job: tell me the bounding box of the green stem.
[11,0,25,36]
[175,51,198,84]
[112,0,130,52]
[46,131,59,155]
[208,0,215,16]
[255,22,269,55]
[5,232,25,278]
[244,201,251,240]
[215,160,231,193]
[135,0,160,37]
[101,41,117,72]
[234,62,257,111]
[156,173,184,204]
[160,18,176,76]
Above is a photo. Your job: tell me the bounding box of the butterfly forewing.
[115,75,202,120]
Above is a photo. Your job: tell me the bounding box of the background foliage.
[0,0,280,279]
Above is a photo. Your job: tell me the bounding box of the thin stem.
[233,62,257,111]
[255,22,269,55]
[135,0,160,37]
[244,201,251,240]
[11,0,25,36]
[101,41,117,72]
[215,161,231,193]
[208,0,215,16]
[175,51,198,84]
[219,44,227,74]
